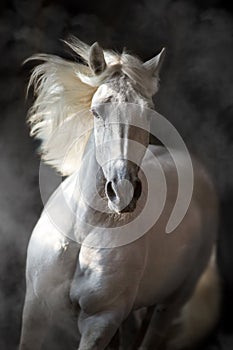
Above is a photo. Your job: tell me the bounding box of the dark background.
[0,0,233,349]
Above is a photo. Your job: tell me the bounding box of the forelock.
[65,38,158,98]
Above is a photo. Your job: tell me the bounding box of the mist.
[1,0,233,349]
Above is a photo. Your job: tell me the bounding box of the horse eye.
[91,109,101,119]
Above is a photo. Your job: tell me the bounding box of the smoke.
[0,0,233,348]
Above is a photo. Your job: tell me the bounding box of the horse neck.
[80,130,104,181]
[77,130,106,206]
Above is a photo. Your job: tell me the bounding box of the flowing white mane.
[27,37,155,175]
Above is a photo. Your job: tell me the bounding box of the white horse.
[20,37,220,350]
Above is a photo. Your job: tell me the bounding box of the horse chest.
[70,242,146,314]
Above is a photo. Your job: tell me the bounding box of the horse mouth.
[108,198,138,214]
[119,199,137,213]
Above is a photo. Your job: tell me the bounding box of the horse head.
[26,37,165,214]
[88,42,165,213]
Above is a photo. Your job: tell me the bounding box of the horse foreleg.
[107,330,120,350]
[19,292,50,350]
[77,309,123,350]
[138,302,183,350]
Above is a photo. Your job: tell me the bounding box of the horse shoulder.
[70,239,147,315]
[26,212,79,298]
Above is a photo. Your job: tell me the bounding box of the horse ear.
[143,48,166,76]
[88,42,107,75]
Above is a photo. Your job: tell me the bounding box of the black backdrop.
[1,0,233,349]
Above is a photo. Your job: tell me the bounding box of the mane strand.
[26,52,96,175]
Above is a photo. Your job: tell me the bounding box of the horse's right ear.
[88,42,107,75]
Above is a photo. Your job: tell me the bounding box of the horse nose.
[106,180,118,202]
[105,178,142,213]
[134,179,142,200]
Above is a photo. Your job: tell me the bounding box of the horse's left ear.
[143,48,166,77]
[89,42,107,75]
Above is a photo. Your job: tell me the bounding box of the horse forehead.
[92,79,144,104]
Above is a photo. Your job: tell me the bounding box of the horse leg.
[19,291,50,350]
[77,309,124,350]
[138,302,183,350]
[107,330,120,350]
[20,287,78,350]
[167,249,220,350]
[138,275,205,350]
[120,311,144,350]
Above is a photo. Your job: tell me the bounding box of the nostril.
[106,181,116,201]
[134,180,142,200]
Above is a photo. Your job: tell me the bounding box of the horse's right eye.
[91,109,101,119]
